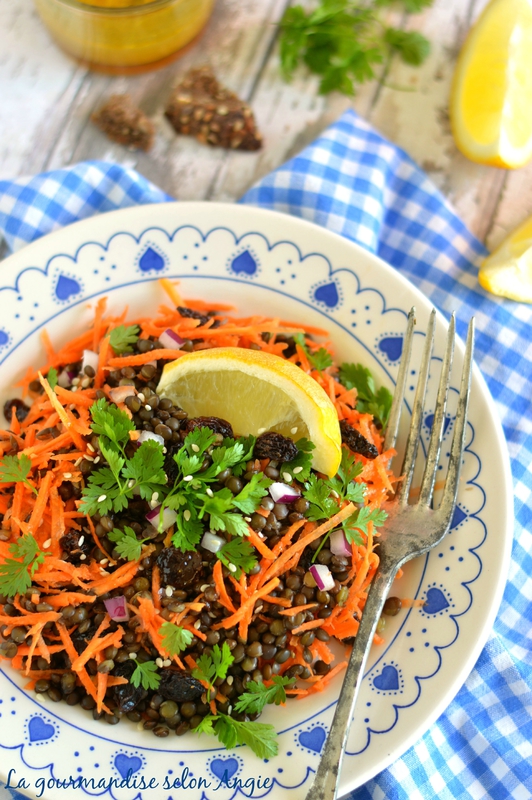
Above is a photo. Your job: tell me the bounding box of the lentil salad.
[0,281,396,758]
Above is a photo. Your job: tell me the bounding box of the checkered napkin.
[0,109,531,800]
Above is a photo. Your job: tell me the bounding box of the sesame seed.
[151,492,159,504]
[255,604,263,613]
[80,554,86,561]
[78,535,85,546]
[184,475,194,482]
[244,516,251,522]
[331,490,340,499]
[71,377,80,386]
[163,659,171,667]
[227,705,233,715]
[129,652,137,660]
[228,563,237,573]
[100,568,109,575]
[87,443,95,453]
[226,675,234,686]
[283,472,292,482]
[37,693,48,703]
[63,472,72,479]
[97,494,106,502]
[155,657,163,668]
[128,479,135,488]
[290,426,298,434]
[145,405,152,411]
[137,393,145,402]
[71,386,78,392]
[191,444,200,453]
[194,619,202,629]
[99,558,108,565]
[84,455,95,462]
[165,586,173,597]
[93,456,100,464]
[42,539,51,549]
[81,377,91,388]
[200,584,209,592]
[74,458,82,467]
[206,488,214,497]
[293,466,303,474]
[184,510,191,521]
[137,721,144,731]
[176,604,186,613]
[257,427,266,434]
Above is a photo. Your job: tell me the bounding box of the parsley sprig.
[338,362,393,429]
[159,622,194,656]
[293,333,333,372]
[233,676,295,715]
[107,526,151,562]
[0,534,48,596]
[280,437,315,482]
[279,0,433,96]
[109,324,140,355]
[304,448,387,549]
[130,659,161,691]
[0,454,38,496]
[79,399,167,516]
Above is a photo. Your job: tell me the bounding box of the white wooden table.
[1,0,531,261]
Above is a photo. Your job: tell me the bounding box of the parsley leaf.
[304,473,338,522]
[293,333,333,372]
[217,537,258,578]
[343,506,388,545]
[234,676,295,715]
[214,715,278,759]
[279,0,433,96]
[159,622,194,656]
[121,440,167,501]
[192,642,233,692]
[130,660,161,691]
[0,453,38,495]
[338,362,393,429]
[281,437,315,481]
[107,526,150,562]
[109,324,140,355]
[47,368,58,391]
[89,398,134,453]
[232,473,272,514]
[0,534,48,596]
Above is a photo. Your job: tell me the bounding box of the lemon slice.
[450,0,532,168]
[156,347,342,477]
[479,214,532,301]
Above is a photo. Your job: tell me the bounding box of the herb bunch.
[279,0,434,96]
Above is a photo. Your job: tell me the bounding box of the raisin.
[158,669,204,702]
[156,547,202,588]
[298,547,315,572]
[71,624,97,655]
[163,444,181,485]
[183,416,234,439]
[254,432,298,462]
[3,398,29,424]
[112,659,148,712]
[176,306,210,326]
[60,531,92,564]
[339,421,378,460]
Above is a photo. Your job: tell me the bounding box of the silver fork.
[305,307,475,800]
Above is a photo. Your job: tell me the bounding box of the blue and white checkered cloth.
[0,109,531,800]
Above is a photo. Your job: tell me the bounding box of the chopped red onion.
[201,532,225,553]
[82,349,99,374]
[57,369,71,389]
[269,482,301,504]
[330,529,352,558]
[109,386,137,405]
[138,430,165,447]
[146,504,177,531]
[159,329,184,349]
[309,564,335,592]
[103,595,129,622]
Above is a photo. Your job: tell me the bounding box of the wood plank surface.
[1,0,532,257]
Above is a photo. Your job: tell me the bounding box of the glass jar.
[34,0,216,74]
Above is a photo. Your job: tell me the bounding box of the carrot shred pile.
[0,282,396,719]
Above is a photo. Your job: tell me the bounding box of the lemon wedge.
[450,0,532,168]
[479,214,532,301]
[156,347,342,477]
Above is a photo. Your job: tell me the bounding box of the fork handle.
[304,562,398,800]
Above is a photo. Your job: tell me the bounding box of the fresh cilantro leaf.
[281,437,315,481]
[343,506,388,544]
[230,435,256,476]
[89,398,134,453]
[183,426,218,458]
[130,660,161,691]
[159,622,194,656]
[335,447,364,488]
[193,642,233,690]
[217,537,258,577]
[293,334,333,372]
[107,526,149,562]
[78,467,125,516]
[0,534,48,596]
[384,28,431,65]
[122,440,167,500]
[338,362,393,429]
[304,473,338,522]
[109,324,140,355]
[47,368,58,391]
[214,715,278,759]
[232,473,272,514]
[0,453,38,495]
[234,676,295,715]
[193,715,216,735]
[375,0,434,11]
[222,513,252,538]
[171,510,204,551]
[279,0,431,97]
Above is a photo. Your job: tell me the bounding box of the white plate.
[0,203,512,800]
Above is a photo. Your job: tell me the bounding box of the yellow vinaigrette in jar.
[34,0,216,73]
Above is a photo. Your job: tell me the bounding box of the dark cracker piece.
[91,94,155,151]
[165,66,262,151]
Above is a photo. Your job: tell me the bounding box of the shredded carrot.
[246,527,275,559]
[152,564,161,611]
[278,603,318,616]
[212,560,236,613]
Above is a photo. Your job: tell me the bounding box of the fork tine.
[439,317,475,516]
[396,308,436,505]
[418,315,455,506]
[383,307,416,453]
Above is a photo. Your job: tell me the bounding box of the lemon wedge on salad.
[156,347,342,477]
[450,0,532,168]
[479,214,532,302]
